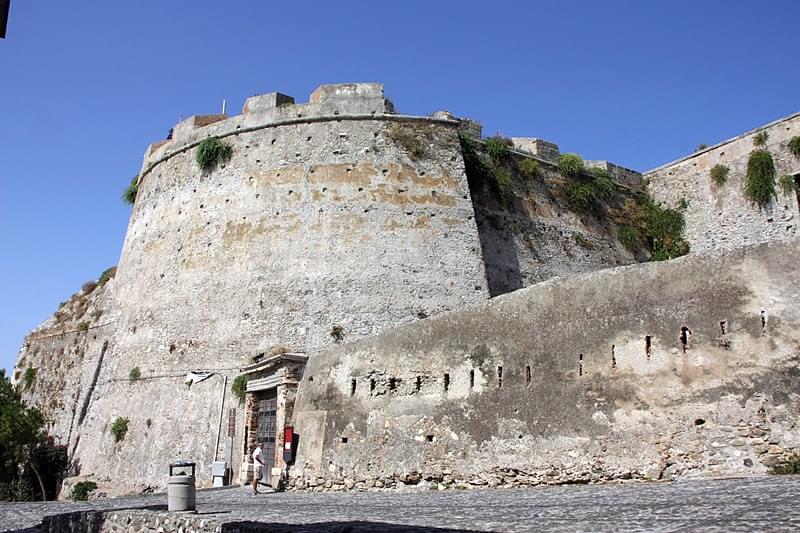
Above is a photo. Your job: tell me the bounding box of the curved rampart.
[70,84,490,492]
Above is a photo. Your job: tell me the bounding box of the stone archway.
[239,352,307,488]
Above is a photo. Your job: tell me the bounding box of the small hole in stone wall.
[694,418,705,426]
[611,345,617,369]
[193,188,197,193]
[420,171,426,176]
[389,377,398,391]
[443,373,450,392]
[169,343,176,353]
[415,376,421,392]
[351,379,356,396]
[370,379,376,393]
[256,160,261,164]
[322,188,327,193]
[333,150,340,155]
[347,168,352,173]
[760,310,767,336]
[307,136,312,142]
[131,326,137,334]
[295,152,301,158]
[525,365,531,385]
[225,199,229,203]
[271,139,276,145]
[358,187,363,192]
[276,172,281,177]
[720,321,727,335]
[288,190,293,195]
[310,168,315,174]
[426,435,434,443]
[680,326,691,353]
[200,204,204,208]
[645,336,652,360]
[578,354,583,377]
[341,437,348,444]
[382,168,388,174]
[497,366,503,387]
[469,369,475,389]
[255,194,260,199]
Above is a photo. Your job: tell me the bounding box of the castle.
[12,83,800,496]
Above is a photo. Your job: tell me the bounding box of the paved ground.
[3,476,800,532]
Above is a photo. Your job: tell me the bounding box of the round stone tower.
[70,83,489,492]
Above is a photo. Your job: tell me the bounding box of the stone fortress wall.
[646,113,800,253]
[11,83,800,496]
[65,83,497,492]
[289,239,800,490]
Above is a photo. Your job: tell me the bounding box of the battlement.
[142,83,411,173]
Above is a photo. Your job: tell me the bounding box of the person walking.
[252,442,265,495]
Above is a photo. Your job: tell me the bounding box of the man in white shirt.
[252,442,264,495]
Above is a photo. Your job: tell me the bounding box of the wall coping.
[644,111,800,176]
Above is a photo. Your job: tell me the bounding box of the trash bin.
[168,460,196,512]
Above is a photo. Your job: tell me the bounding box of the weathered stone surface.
[646,113,800,253]
[290,239,800,489]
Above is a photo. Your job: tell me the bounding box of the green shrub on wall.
[709,164,730,186]
[23,368,37,390]
[493,167,514,204]
[70,481,98,501]
[196,136,233,171]
[518,158,540,178]
[789,136,800,158]
[564,182,597,212]
[745,149,777,206]
[128,367,141,381]
[618,224,640,251]
[558,153,584,178]
[232,375,248,405]
[110,417,129,443]
[753,130,769,148]
[589,167,614,197]
[484,135,512,162]
[646,201,689,261]
[780,175,796,195]
[122,177,138,205]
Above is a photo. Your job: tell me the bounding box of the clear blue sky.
[1,1,798,373]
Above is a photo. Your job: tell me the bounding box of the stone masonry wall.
[64,84,490,495]
[646,113,800,253]
[289,239,800,491]
[12,274,119,461]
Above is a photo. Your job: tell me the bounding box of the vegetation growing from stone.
[484,135,512,162]
[232,375,248,404]
[617,197,689,261]
[128,367,141,381]
[710,164,730,186]
[695,143,708,151]
[23,368,37,390]
[81,280,97,294]
[70,480,98,501]
[387,124,426,160]
[330,324,345,342]
[745,149,777,206]
[753,130,769,147]
[517,158,540,178]
[122,176,138,205]
[789,136,800,158]
[589,167,614,197]
[98,267,117,287]
[77,322,89,332]
[459,134,514,205]
[110,417,129,443]
[779,175,796,195]
[558,153,584,178]
[196,136,233,171]
[769,454,800,475]
[618,224,640,251]
[564,182,598,212]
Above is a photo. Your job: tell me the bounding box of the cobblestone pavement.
[3,476,800,532]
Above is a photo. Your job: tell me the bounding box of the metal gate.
[255,388,277,485]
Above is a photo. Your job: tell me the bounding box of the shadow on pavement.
[220,521,488,532]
